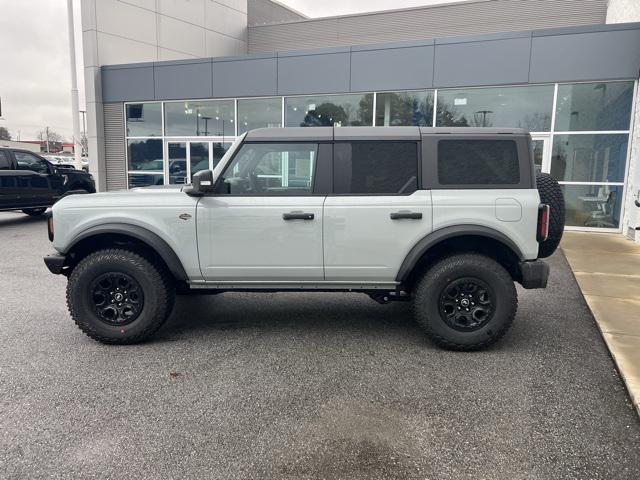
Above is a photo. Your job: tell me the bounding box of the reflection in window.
[212,142,231,169]
[219,143,317,195]
[375,91,433,126]
[127,139,163,171]
[238,98,282,134]
[168,143,187,184]
[164,100,234,137]
[436,85,554,131]
[550,134,628,183]
[438,140,520,185]
[285,94,373,127]
[554,82,634,132]
[128,173,164,189]
[126,103,162,137]
[561,184,623,228]
[189,142,209,179]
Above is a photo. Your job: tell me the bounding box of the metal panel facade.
[103,103,126,191]
[102,65,154,102]
[350,43,434,92]
[433,36,531,87]
[530,28,640,82]
[101,23,640,102]
[277,49,350,95]
[154,60,213,100]
[212,55,278,97]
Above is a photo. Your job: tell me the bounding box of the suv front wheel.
[412,254,517,350]
[66,248,175,344]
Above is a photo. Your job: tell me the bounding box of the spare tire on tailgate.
[536,172,565,258]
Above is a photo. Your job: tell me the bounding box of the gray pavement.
[1,211,639,480]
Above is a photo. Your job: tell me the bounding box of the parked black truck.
[0,147,95,216]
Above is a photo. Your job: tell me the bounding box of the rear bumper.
[44,253,66,275]
[519,260,549,289]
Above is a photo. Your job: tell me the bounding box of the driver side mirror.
[184,169,214,196]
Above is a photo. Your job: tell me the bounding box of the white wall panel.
[159,0,206,27]
[96,0,157,45]
[205,0,247,40]
[96,32,158,65]
[158,14,206,57]
[205,30,246,57]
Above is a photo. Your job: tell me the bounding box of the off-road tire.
[22,208,46,216]
[66,248,175,344]
[412,254,518,351]
[536,172,565,258]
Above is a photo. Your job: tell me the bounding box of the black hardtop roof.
[245,126,530,141]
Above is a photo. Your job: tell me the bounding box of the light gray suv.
[44,127,564,350]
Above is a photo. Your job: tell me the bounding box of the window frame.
[13,151,52,175]
[422,134,534,190]
[330,140,421,196]
[212,141,331,197]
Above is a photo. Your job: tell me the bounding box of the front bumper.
[519,260,549,289]
[44,253,66,275]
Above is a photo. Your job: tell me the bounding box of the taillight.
[46,209,54,241]
[537,204,550,242]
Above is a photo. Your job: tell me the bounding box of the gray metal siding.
[248,0,607,53]
[103,103,126,191]
[101,22,640,103]
[247,0,306,26]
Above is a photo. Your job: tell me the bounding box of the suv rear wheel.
[66,248,175,344]
[412,253,517,350]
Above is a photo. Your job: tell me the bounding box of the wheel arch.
[396,225,526,289]
[62,223,188,282]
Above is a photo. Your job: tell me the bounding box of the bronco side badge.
[179,213,192,221]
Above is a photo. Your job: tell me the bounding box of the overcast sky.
[0,0,466,142]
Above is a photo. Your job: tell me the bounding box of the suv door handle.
[282,212,314,220]
[390,211,422,220]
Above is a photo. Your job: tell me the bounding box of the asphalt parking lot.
[1,211,639,479]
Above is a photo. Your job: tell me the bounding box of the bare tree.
[37,128,65,143]
[0,126,11,141]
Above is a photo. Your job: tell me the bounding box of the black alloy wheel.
[89,272,144,326]
[438,277,494,331]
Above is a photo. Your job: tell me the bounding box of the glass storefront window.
[554,81,634,132]
[436,85,554,131]
[375,91,433,126]
[189,142,209,179]
[164,100,235,137]
[285,94,373,127]
[561,184,623,228]
[238,98,282,134]
[128,173,164,189]
[126,103,162,137]
[127,139,163,171]
[212,142,231,169]
[550,134,628,183]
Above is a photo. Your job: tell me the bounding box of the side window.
[14,152,50,174]
[219,143,317,195]
[438,139,520,185]
[0,151,11,170]
[333,141,418,194]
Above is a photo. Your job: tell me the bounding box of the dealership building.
[80,0,640,236]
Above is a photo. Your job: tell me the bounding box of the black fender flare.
[63,223,188,281]
[395,225,526,282]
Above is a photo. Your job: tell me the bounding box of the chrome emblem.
[179,213,192,221]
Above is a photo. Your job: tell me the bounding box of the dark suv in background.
[0,148,95,216]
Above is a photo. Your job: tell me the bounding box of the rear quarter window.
[437,139,520,185]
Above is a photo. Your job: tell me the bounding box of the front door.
[197,141,326,281]
[323,141,432,282]
[13,151,56,206]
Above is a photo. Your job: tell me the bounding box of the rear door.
[323,140,432,282]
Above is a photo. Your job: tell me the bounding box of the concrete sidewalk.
[562,231,640,416]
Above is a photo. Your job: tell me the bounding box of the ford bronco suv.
[44,127,564,350]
